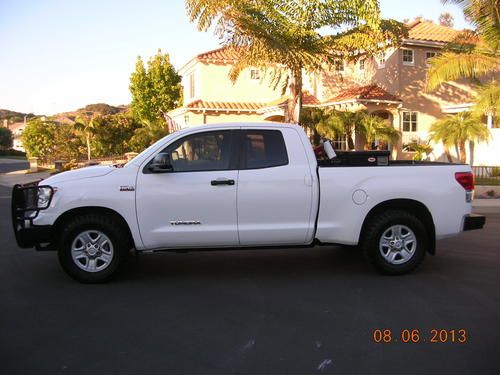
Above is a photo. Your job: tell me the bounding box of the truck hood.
[42,165,115,185]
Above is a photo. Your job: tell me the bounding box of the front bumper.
[463,214,486,231]
[11,184,55,250]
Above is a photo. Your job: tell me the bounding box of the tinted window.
[162,131,233,172]
[241,130,288,169]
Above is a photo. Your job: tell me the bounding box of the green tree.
[426,0,499,91]
[359,114,400,150]
[0,127,13,150]
[22,119,58,157]
[53,124,85,161]
[186,0,407,123]
[299,107,329,145]
[91,114,141,157]
[129,118,170,152]
[321,110,367,150]
[429,112,490,164]
[129,50,182,127]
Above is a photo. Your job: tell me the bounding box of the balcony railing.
[401,132,424,145]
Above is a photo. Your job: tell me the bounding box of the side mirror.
[149,153,173,173]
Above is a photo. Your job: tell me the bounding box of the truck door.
[237,127,315,245]
[136,130,239,249]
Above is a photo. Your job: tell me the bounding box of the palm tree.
[360,114,400,150]
[429,112,490,164]
[185,0,407,123]
[403,142,434,161]
[426,0,499,91]
[473,81,500,127]
[130,118,170,150]
[315,110,367,150]
[75,114,99,161]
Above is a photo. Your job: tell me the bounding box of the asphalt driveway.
[0,161,499,375]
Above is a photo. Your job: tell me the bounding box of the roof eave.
[187,107,261,113]
[403,38,447,48]
[318,98,402,107]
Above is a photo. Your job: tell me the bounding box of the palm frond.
[472,82,500,122]
[425,50,499,91]
[442,0,500,51]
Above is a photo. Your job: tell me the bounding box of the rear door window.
[240,130,288,169]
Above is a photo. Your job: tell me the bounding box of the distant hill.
[1,103,130,126]
[0,109,35,123]
[50,103,130,124]
[77,103,129,116]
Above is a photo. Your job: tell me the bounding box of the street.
[0,161,499,375]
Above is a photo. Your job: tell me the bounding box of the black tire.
[361,210,427,275]
[57,213,129,283]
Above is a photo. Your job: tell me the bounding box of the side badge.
[120,186,135,192]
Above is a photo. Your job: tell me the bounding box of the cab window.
[162,130,233,172]
[240,130,288,169]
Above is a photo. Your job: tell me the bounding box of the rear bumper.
[463,214,486,231]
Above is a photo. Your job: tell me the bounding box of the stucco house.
[2,119,27,152]
[169,19,498,165]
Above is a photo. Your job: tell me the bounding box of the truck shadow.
[122,246,373,282]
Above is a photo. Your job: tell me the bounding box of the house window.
[402,111,418,132]
[425,51,436,66]
[359,58,365,71]
[250,69,261,80]
[189,73,195,99]
[402,49,414,65]
[334,59,344,72]
[376,53,386,69]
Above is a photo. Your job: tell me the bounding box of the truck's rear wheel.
[362,210,427,275]
[58,214,129,283]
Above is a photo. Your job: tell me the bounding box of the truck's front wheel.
[58,214,129,283]
[362,210,427,275]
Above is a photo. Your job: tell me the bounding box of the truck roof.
[177,122,300,133]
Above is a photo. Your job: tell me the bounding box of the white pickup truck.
[12,123,485,282]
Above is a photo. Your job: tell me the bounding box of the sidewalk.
[0,158,27,164]
[472,198,500,208]
[0,169,51,187]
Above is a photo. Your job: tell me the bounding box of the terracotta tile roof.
[263,90,321,108]
[324,84,401,104]
[406,19,460,43]
[186,100,263,112]
[303,91,321,106]
[196,47,240,63]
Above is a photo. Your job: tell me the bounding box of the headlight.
[37,187,55,209]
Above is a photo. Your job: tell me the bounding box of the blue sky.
[0,0,470,115]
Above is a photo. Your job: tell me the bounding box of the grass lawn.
[476,177,500,186]
[25,167,56,174]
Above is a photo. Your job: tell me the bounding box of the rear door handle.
[211,179,235,186]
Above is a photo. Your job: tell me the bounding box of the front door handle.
[211,179,235,186]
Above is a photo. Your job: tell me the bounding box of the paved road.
[1,164,499,374]
[0,159,28,174]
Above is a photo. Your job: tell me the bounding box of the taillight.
[455,172,475,191]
